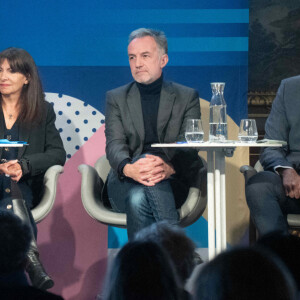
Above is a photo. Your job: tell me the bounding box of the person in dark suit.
[105,28,205,240]
[246,75,300,236]
[0,48,66,289]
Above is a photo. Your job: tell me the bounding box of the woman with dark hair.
[103,240,182,300]
[0,47,66,290]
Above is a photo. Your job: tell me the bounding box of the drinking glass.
[238,119,258,142]
[185,119,204,143]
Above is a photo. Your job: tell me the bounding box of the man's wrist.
[167,163,175,175]
[277,167,296,177]
[117,158,132,178]
[123,164,132,178]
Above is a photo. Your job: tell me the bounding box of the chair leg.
[249,216,257,245]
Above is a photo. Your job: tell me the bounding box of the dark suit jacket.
[105,80,204,186]
[0,101,66,206]
[260,75,300,171]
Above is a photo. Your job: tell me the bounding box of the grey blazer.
[105,80,203,183]
[261,75,300,171]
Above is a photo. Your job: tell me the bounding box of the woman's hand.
[0,160,18,174]
[5,160,23,182]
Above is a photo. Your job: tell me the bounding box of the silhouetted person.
[194,247,297,300]
[0,210,64,299]
[255,231,300,291]
[103,240,182,300]
[135,221,199,299]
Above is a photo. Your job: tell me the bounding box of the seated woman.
[0,47,66,290]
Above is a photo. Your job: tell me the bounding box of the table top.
[152,141,284,148]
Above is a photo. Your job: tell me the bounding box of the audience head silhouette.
[255,231,300,290]
[0,210,64,300]
[135,221,196,284]
[103,240,182,300]
[194,247,297,300]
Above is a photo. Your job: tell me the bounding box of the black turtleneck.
[137,75,163,155]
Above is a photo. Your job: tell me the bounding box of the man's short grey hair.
[128,28,168,55]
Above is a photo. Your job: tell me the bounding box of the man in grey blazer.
[246,75,300,236]
[105,28,205,240]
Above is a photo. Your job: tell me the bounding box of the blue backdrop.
[0,0,248,249]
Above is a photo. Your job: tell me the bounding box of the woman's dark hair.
[0,47,44,124]
[103,240,182,300]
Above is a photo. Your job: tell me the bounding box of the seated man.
[246,75,300,236]
[105,28,206,240]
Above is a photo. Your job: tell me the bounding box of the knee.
[126,189,146,214]
[246,172,282,204]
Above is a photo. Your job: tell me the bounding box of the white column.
[220,152,226,250]
[207,150,215,260]
[214,151,222,255]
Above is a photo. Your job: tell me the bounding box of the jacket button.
[5,188,10,193]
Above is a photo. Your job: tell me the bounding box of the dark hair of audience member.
[255,231,300,290]
[103,240,182,300]
[135,221,196,285]
[0,210,31,274]
[194,247,297,300]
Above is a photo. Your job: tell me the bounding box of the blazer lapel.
[127,83,145,142]
[157,81,175,141]
[18,124,30,159]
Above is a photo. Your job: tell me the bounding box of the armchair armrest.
[78,164,127,227]
[239,165,257,184]
[32,165,64,223]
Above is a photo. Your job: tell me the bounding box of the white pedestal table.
[152,141,283,260]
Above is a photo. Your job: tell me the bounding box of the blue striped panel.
[169,37,248,51]
[170,52,248,66]
[33,9,248,24]
[35,52,248,67]
[0,0,248,11]
[84,9,249,24]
